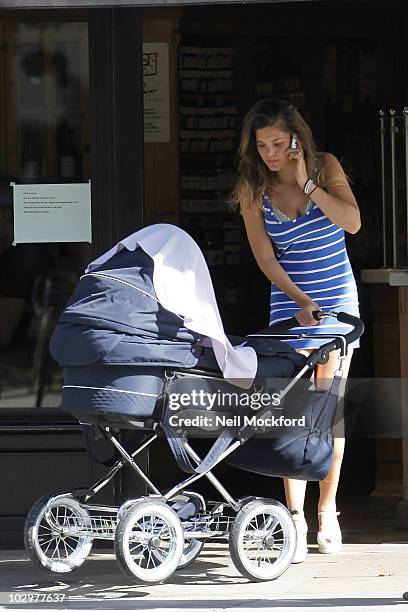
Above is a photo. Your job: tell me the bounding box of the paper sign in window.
[11,182,92,244]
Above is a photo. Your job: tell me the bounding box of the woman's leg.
[284,478,307,512]
[283,348,313,513]
[283,348,312,563]
[315,348,354,552]
[284,346,353,558]
[316,348,353,513]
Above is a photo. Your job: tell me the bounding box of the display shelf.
[178,44,246,332]
[179,46,234,71]
[179,93,239,101]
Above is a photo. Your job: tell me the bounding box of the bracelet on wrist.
[309,184,318,197]
[303,178,315,195]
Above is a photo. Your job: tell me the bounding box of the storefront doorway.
[143,0,405,518]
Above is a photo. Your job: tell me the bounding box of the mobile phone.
[290,133,298,150]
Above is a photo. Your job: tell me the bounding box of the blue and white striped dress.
[262,192,360,349]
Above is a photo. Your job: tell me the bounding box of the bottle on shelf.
[58,121,78,180]
[22,136,41,181]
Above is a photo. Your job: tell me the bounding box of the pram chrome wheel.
[229,498,296,582]
[114,499,184,584]
[168,493,205,569]
[177,535,204,570]
[24,494,93,574]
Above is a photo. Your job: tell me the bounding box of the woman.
[230,99,361,563]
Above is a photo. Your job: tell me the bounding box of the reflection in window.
[18,41,45,109]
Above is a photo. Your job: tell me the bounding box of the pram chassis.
[24,311,364,584]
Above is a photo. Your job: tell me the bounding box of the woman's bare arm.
[242,202,319,325]
[308,153,361,234]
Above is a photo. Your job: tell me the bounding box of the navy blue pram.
[49,247,305,416]
[24,232,364,585]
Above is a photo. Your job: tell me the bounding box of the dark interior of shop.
[170,0,406,509]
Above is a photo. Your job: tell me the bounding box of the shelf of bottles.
[254,42,307,110]
[255,75,306,109]
[323,40,379,184]
[21,117,82,182]
[178,45,243,316]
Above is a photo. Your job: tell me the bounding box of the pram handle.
[252,310,364,349]
[303,312,364,366]
[254,309,322,334]
[335,311,364,347]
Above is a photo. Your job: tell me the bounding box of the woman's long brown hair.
[230,99,323,212]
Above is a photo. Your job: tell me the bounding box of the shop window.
[0,20,91,409]
[3,22,89,181]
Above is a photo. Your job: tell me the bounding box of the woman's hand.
[287,141,308,190]
[295,300,321,326]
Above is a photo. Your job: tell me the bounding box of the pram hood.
[86,223,257,385]
[51,224,257,385]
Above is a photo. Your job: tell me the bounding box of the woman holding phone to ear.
[230,99,361,563]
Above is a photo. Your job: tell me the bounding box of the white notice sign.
[143,42,170,143]
[12,182,92,244]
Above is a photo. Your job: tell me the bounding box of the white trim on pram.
[82,272,184,322]
[63,385,159,397]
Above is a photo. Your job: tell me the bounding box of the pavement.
[1,525,408,612]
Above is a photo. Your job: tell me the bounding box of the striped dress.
[262,192,360,349]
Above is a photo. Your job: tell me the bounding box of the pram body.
[24,226,364,584]
[50,247,303,420]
